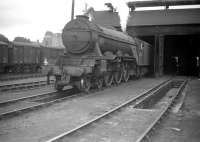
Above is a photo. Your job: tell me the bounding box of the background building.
[42,31,64,48]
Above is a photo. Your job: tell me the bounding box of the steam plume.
[111,0,129,32]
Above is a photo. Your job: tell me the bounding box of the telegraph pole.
[71,0,75,20]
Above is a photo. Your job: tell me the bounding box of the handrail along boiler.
[53,15,151,92]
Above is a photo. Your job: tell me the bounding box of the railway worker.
[172,56,179,75]
[43,58,51,85]
[47,68,53,85]
[196,56,200,77]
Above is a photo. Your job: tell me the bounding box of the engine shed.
[89,0,200,77]
[127,0,200,76]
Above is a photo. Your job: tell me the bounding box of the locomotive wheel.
[103,73,113,87]
[123,68,130,82]
[114,71,122,84]
[96,78,103,89]
[80,77,91,93]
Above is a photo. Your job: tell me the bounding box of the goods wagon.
[0,34,9,73]
[8,41,42,73]
[0,34,64,74]
[52,15,152,92]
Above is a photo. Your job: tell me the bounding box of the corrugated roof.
[91,11,121,28]
[127,8,200,26]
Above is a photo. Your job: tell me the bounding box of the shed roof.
[127,8,200,26]
[127,0,200,8]
[91,11,121,28]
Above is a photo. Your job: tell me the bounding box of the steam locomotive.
[53,15,152,92]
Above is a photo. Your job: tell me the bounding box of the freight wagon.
[0,34,64,74]
[0,34,9,73]
[8,41,42,73]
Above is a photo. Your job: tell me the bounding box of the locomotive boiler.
[53,15,151,91]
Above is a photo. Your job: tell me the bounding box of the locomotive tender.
[53,15,152,92]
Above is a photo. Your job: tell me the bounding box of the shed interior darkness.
[164,35,200,76]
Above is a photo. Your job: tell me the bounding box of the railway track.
[46,79,187,142]
[0,78,142,120]
[0,77,135,120]
[0,79,135,120]
[0,73,45,81]
[0,79,54,92]
[0,87,80,120]
[0,78,169,121]
[134,79,187,142]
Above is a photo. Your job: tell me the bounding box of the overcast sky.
[0,0,132,41]
[0,0,200,41]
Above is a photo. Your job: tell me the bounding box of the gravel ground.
[150,78,200,142]
[59,80,180,142]
[0,77,168,142]
[64,108,162,142]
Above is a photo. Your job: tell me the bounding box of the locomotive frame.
[53,15,152,92]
